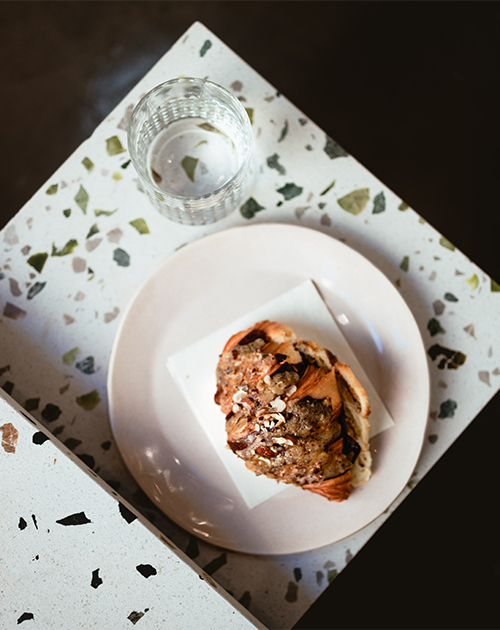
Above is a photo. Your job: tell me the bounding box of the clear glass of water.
[128,77,253,225]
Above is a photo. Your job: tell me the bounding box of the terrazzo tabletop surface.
[1,20,499,630]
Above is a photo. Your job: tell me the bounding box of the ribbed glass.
[128,78,253,225]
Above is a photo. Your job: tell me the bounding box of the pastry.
[214,320,372,501]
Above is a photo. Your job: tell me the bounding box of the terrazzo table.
[1,21,499,629]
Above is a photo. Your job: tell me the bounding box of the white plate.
[108,223,430,554]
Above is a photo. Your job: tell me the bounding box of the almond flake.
[271,413,285,424]
[273,437,294,446]
[232,389,248,403]
[270,397,286,412]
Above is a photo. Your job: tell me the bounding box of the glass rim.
[127,77,253,204]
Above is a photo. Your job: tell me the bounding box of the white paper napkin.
[166,280,394,509]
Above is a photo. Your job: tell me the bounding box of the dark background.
[1,3,499,629]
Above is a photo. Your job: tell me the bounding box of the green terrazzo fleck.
[323,135,348,159]
[76,390,101,411]
[46,184,58,195]
[267,153,286,175]
[338,188,370,215]
[240,197,265,219]
[372,191,386,214]
[181,156,199,182]
[197,122,225,135]
[113,248,130,267]
[277,182,303,201]
[63,347,81,366]
[320,180,336,196]
[106,136,126,156]
[94,208,117,217]
[278,120,289,142]
[491,279,500,292]
[86,224,99,239]
[427,318,446,336]
[327,569,338,584]
[245,108,254,125]
[129,218,150,235]
[27,252,48,273]
[438,399,458,418]
[82,157,94,172]
[400,256,410,272]
[439,236,455,251]
[63,209,71,218]
[466,274,479,290]
[52,239,78,257]
[74,185,89,214]
[398,202,409,211]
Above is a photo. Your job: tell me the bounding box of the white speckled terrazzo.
[1,22,499,630]
[0,390,265,629]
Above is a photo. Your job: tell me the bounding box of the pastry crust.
[215,320,372,501]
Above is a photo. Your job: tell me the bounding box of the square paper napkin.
[166,280,394,509]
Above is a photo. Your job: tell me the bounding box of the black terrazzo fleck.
[77,453,95,469]
[285,581,298,603]
[32,431,49,445]
[3,381,14,395]
[27,282,46,300]
[136,564,157,578]
[203,552,227,576]
[75,356,95,374]
[118,502,137,524]
[438,399,458,419]
[128,609,149,625]
[239,591,251,609]
[185,535,200,559]
[199,39,211,57]
[56,512,91,526]
[64,437,82,450]
[428,344,467,369]
[41,403,62,422]
[91,568,103,589]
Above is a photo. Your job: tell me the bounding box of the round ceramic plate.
[108,223,430,554]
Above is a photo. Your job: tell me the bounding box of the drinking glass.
[128,77,253,225]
